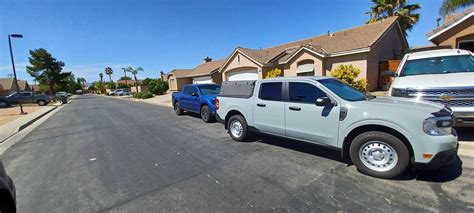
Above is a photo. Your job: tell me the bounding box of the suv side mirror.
[315,97,331,106]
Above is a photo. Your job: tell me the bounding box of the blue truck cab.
[172,84,221,123]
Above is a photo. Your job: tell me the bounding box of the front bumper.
[414,145,459,170]
[453,111,474,127]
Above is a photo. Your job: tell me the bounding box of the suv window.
[289,82,326,103]
[259,82,282,101]
[183,86,191,95]
[21,92,31,96]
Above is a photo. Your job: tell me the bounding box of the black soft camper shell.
[218,81,256,98]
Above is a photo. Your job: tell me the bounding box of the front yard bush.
[141,91,153,99]
[133,92,143,99]
[143,78,169,95]
[331,64,368,91]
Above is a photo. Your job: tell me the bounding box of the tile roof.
[0,78,14,90]
[236,16,400,64]
[168,69,193,78]
[185,58,227,77]
[427,6,474,37]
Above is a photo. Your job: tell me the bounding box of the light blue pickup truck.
[216,77,458,178]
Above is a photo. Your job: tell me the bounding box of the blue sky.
[0,0,446,83]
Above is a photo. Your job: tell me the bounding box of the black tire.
[200,105,212,123]
[227,115,249,142]
[174,102,183,115]
[37,100,47,106]
[0,100,10,108]
[0,192,16,213]
[349,131,410,179]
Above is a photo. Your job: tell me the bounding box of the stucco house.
[0,78,31,96]
[219,16,407,91]
[427,6,474,52]
[167,57,226,91]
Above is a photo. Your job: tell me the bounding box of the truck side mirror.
[191,92,199,97]
[382,70,398,77]
[315,97,331,106]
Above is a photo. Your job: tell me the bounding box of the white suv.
[389,49,474,127]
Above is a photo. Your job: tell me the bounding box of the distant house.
[167,17,407,91]
[427,6,474,52]
[116,79,144,86]
[0,78,31,96]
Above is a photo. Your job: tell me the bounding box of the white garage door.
[193,76,213,84]
[227,70,258,81]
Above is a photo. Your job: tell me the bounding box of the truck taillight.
[214,98,219,110]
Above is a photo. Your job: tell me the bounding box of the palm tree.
[105,67,114,82]
[99,73,104,83]
[78,77,86,88]
[124,66,143,92]
[440,0,473,15]
[366,0,421,36]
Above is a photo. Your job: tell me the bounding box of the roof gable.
[0,78,14,90]
[427,6,474,40]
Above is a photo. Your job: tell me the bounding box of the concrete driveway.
[1,94,473,212]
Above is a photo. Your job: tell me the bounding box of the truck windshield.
[318,78,370,101]
[400,55,474,76]
[198,85,221,95]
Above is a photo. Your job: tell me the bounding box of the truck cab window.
[259,82,282,101]
[289,82,326,103]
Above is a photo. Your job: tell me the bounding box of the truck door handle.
[257,103,266,107]
[289,106,301,111]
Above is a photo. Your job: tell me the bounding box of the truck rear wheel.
[174,102,183,115]
[200,105,212,123]
[228,115,249,142]
[349,131,409,179]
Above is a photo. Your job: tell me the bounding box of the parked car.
[388,49,474,127]
[75,89,83,95]
[172,84,221,123]
[109,89,130,96]
[55,91,68,98]
[0,91,51,107]
[216,77,458,179]
[0,159,16,213]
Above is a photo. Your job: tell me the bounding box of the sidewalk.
[0,105,57,143]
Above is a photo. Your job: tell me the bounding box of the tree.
[440,0,473,15]
[77,77,87,88]
[26,48,71,94]
[366,0,421,36]
[117,83,130,89]
[95,81,106,94]
[143,78,169,95]
[99,73,104,83]
[106,82,116,89]
[124,66,143,92]
[265,68,282,78]
[105,67,114,82]
[119,76,132,80]
[331,64,368,91]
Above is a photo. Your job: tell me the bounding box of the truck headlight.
[423,117,453,136]
[391,88,407,97]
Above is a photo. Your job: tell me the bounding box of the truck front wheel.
[228,115,249,142]
[349,131,409,179]
[174,102,183,115]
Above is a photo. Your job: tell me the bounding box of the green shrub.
[141,91,153,99]
[133,92,143,99]
[117,83,129,89]
[331,64,368,91]
[106,82,117,89]
[143,78,169,95]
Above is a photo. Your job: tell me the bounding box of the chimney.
[203,56,212,63]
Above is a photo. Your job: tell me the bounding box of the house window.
[296,60,315,76]
[458,40,474,52]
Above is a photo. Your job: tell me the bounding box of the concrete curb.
[0,106,57,143]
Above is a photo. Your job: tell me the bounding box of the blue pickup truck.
[172,84,221,123]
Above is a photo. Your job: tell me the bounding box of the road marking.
[89,158,96,161]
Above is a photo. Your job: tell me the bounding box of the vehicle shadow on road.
[181,112,219,123]
[252,134,463,182]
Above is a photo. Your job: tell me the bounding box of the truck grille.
[407,86,474,107]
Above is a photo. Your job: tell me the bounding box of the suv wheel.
[349,131,409,179]
[228,115,249,142]
[37,100,47,106]
[200,105,212,123]
[0,100,9,108]
[174,102,183,115]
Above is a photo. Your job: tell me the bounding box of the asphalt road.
[2,94,474,212]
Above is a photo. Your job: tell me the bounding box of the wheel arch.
[341,124,414,161]
[224,110,244,130]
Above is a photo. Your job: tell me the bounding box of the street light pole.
[8,34,26,115]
